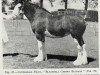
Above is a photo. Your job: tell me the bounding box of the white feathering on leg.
[73,44,88,66]
[77,45,81,49]
[73,50,83,66]
[34,40,44,62]
[82,44,88,64]
[74,38,78,44]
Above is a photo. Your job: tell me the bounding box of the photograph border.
[0,0,100,75]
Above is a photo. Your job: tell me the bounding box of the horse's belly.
[45,29,70,38]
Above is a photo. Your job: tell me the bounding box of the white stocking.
[34,40,45,62]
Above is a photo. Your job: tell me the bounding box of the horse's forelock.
[18,0,30,4]
[18,0,26,5]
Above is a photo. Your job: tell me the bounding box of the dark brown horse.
[18,1,88,66]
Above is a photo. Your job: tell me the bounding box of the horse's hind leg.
[34,32,47,62]
[72,35,88,66]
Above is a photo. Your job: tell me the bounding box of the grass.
[3,20,98,69]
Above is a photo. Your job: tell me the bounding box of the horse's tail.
[83,10,88,21]
[83,10,88,26]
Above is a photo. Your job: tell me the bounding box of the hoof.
[34,56,43,62]
[73,60,82,66]
[73,59,88,66]
[73,50,88,66]
[82,59,88,65]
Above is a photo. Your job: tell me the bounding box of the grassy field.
[3,20,98,69]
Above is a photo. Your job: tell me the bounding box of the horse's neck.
[29,8,50,22]
[24,3,56,23]
[24,3,37,23]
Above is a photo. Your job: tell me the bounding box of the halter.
[17,3,24,15]
[18,0,29,14]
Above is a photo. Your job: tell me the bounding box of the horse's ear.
[18,0,25,4]
[22,1,25,4]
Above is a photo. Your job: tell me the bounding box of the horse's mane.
[26,2,52,15]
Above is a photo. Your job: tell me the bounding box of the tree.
[82,0,98,10]
[88,0,98,10]
[85,0,88,10]
[63,0,68,9]
[49,0,55,7]
[49,0,68,9]
[40,0,43,7]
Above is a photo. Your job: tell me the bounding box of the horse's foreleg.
[34,33,47,62]
[73,37,88,66]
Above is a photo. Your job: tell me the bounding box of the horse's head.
[17,0,38,15]
[17,4,24,15]
[11,3,22,17]
[16,0,29,14]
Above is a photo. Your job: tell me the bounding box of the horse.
[17,1,88,66]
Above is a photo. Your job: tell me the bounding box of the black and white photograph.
[0,0,99,74]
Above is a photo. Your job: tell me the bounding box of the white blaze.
[12,3,21,16]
